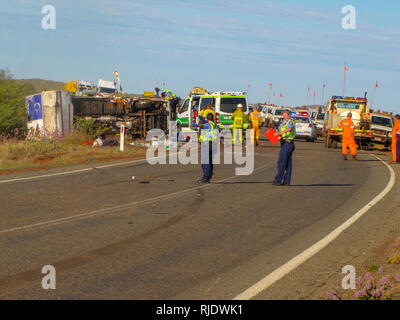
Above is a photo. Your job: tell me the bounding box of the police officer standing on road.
[198,113,219,184]
[272,110,296,186]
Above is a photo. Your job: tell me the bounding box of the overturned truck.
[72,96,169,138]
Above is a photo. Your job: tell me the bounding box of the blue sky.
[1,0,399,112]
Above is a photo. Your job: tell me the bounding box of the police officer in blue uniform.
[272,110,296,186]
[198,113,219,184]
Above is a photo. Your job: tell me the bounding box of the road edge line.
[233,154,395,300]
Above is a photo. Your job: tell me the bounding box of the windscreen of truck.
[220,98,247,113]
[372,116,392,128]
[274,109,284,115]
[317,113,325,120]
[336,102,361,109]
[199,98,216,110]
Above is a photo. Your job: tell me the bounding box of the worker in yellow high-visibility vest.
[249,107,263,146]
[231,104,247,145]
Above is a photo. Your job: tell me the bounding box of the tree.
[0,69,35,136]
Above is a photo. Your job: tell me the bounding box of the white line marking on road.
[0,164,274,235]
[234,154,396,300]
[0,157,151,184]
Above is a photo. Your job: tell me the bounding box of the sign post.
[120,124,125,152]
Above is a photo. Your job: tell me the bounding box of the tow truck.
[324,95,373,150]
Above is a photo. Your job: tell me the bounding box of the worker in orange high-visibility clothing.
[249,107,263,146]
[338,112,357,160]
[392,115,400,163]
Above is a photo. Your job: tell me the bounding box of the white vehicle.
[271,107,286,130]
[198,91,249,129]
[293,116,316,142]
[371,113,393,147]
[97,79,117,98]
[314,112,326,136]
[260,105,274,126]
[177,88,209,132]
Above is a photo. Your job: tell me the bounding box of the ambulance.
[177,91,249,132]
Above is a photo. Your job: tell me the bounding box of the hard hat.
[237,104,243,109]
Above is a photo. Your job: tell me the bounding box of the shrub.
[0,69,35,136]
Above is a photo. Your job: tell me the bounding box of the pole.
[343,66,346,97]
[321,82,326,106]
[120,124,125,152]
[268,84,272,105]
[307,83,310,106]
[371,84,377,109]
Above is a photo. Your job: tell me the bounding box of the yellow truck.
[64,80,97,96]
[324,95,373,150]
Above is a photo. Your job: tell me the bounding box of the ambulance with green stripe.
[177,91,249,132]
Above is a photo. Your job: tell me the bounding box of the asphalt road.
[0,138,398,299]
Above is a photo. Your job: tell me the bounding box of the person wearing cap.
[231,104,247,145]
[272,109,296,186]
[198,112,219,184]
[338,112,357,160]
[162,90,178,121]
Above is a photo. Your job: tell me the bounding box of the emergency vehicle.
[324,96,372,150]
[177,91,249,132]
[176,87,209,132]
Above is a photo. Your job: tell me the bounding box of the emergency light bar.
[211,92,246,96]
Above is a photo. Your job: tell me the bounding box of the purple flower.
[356,276,364,286]
[366,279,372,290]
[394,273,400,282]
[378,266,383,273]
[364,272,372,280]
[361,287,367,296]
[327,290,340,300]
[379,276,390,287]
[354,290,362,298]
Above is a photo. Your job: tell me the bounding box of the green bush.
[0,69,35,136]
[74,117,110,139]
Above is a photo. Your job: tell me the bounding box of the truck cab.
[324,96,372,149]
[97,79,117,98]
[64,80,97,97]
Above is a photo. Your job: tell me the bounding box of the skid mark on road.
[0,164,274,236]
[234,154,395,300]
[0,190,208,292]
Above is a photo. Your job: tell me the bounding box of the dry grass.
[0,136,147,173]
